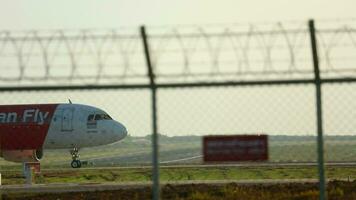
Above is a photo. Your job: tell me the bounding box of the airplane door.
[61,108,74,131]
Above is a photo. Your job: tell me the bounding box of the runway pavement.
[39,161,356,172]
[2,161,356,173]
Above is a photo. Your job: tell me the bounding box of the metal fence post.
[141,26,160,200]
[309,19,327,200]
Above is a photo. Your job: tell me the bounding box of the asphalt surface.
[2,161,356,172]
[39,161,356,171]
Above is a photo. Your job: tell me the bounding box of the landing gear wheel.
[76,160,82,168]
[70,147,81,168]
[71,160,82,168]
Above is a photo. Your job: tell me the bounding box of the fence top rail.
[0,77,355,92]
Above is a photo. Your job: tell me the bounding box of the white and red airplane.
[0,103,127,168]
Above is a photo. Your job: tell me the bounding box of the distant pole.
[309,19,327,200]
[141,26,160,200]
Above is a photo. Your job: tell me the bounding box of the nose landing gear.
[70,147,81,168]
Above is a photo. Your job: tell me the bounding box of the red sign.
[203,135,268,162]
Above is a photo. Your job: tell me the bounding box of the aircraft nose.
[113,121,127,140]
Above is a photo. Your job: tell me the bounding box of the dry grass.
[2,181,356,200]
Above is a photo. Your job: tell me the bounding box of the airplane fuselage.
[0,103,127,150]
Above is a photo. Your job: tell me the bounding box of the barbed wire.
[0,20,355,86]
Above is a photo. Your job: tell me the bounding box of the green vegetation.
[1,166,356,185]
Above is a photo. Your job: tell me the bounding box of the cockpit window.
[103,114,112,120]
[93,114,112,121]
[87,114,94,121]
[94,114,102,120]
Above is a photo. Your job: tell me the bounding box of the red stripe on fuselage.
[0,104,58,150]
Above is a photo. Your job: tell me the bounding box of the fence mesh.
[323,83,356,162]
[0,20,356,187]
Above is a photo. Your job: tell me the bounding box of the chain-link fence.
[0,19,356,199]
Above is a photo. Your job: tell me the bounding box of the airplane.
[0,103,127,168]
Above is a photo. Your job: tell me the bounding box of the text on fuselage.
[0,109,50,125]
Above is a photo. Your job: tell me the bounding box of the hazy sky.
[0,0,355,30]
[0,1,355,137]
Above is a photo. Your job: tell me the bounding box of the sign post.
[23,162,40,185]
